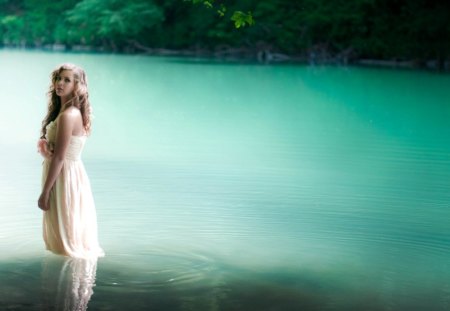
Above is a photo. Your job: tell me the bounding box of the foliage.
[0,0,449,65]
[1,15,25,45]
[65,0,163,48]
[184,0,254,28]
[230,11,254,28]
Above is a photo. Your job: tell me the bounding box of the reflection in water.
[41,256,98,311]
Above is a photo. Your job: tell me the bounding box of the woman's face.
[55,70,75,99]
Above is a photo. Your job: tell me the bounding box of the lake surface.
[0,49,449,310]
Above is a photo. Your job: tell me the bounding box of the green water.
[0,49,450,310]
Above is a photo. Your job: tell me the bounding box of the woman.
[37,63,104,259]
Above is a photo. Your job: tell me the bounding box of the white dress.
[41,116,104,259]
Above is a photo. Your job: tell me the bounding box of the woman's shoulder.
[60,106,82,120]
[62,106,82,116]
[58,106,82,125]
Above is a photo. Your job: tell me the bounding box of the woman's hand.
[38,191,50,211]
[37,138,54,159]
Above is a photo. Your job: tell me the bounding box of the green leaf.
[231,11,254,28]
[203,1,212,9]
[245,12,254,26]
[217,3,226,17]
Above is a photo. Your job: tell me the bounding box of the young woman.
[37,63,104,259]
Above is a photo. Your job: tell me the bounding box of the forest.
[1,0,449,69]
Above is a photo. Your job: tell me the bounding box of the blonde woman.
[37,63,104,259]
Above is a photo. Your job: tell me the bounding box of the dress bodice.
[46,118,86,161]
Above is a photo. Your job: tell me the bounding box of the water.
[0,49,450,310]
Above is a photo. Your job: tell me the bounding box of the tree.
[65,0,163,49]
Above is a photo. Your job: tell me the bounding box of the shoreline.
[2,44,449,72]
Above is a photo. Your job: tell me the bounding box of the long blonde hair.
[40,63,92,138]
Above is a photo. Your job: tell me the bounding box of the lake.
[0,49,449,310]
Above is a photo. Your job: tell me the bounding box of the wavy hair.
[40,63,92,138]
